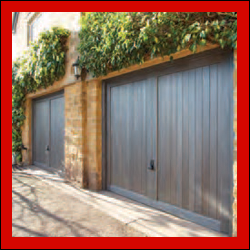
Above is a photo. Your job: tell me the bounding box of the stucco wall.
[12,12,81,61]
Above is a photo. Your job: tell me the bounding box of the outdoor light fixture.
[73,56,81,80]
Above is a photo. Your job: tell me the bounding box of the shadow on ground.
[12,165,226,237]
[12,171,146,237]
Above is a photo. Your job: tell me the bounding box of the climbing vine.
[12,27,70,162]
[78,12,237,77]
[13,13,237,162]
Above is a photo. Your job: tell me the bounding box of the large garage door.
[33,91,65,174]
[106,49,234,234]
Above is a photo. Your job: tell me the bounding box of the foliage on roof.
[78,12,237,77]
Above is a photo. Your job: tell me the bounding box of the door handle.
[46,145,50,151]
[148,159,155,170]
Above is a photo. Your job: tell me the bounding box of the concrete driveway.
[12,166,226,237]
[12,169,146,237]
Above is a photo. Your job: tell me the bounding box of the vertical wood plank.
[146,77,157,200]
[50,96,65,170]
[209,64,218,219]
[218,59,232,233]
[182,70,189,210]
[166,75,172,204]
[140,81,145,194]
[194,67,203,214]
[188,69,196,212]
[106,85,111,187]
[171,74,178,206]
[202,66,210,216]
[141,81,147,196]
[33,99,50,167]
[158,75,171,203]
[117,86,122,188]
[110,87,117,186]
[134,81,142,193]
[229,54,234,236]
[138,82,143,195]
[129,83,135,191]
[102,82,107,189]
[152,77,158,200]
[176,72,183,208]
[131,82,136,191]
[124,84,130,190]
[120,85,125,189]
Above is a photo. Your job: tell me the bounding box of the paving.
[12,168,146,237]
[12,165,227,237]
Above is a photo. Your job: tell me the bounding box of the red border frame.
[2,2,249,249]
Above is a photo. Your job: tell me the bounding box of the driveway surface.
[12,169,146,237]
[12,165,226,237]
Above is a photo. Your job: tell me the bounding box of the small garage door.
[33,91,65,173]
[105,49,234,234]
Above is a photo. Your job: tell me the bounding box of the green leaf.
[199,39,207,46]
[184,34,191,42]
[200,31,206,38]
[189,43,197,53]
[12,27,70,160]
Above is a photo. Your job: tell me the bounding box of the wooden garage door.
[106,49,234,234]
[33,91,65,173]
[109,78,157,200]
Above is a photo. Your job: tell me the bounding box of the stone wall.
[86,79,102,191]
[64,82,84,187]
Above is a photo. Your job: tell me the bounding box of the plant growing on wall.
[78,12,237,77]
[12,27,70,163]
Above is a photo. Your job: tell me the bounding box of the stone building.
[12,12,237,236]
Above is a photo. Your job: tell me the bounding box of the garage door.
[33,91,65,174]
[105,49,234,234]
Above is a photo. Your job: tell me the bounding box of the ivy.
[12,13,237,162]
[12,27,70,163]
[78,12,237,77]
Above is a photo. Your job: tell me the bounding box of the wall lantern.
[72,56,81,80]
